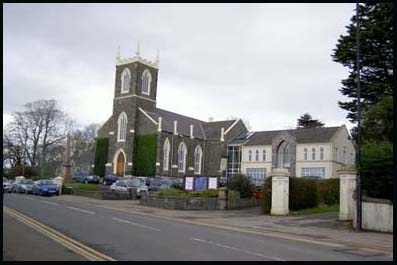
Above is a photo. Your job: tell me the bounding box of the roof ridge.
[155,107,206,123]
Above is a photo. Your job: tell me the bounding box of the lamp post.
[355,2,362,232]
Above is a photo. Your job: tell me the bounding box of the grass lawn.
[65,182,100,191]
[289,204,339,216]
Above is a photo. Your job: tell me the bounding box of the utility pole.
[355,2,362,232]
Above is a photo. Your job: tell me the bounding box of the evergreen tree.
[296,113,324,129]
[332,3,393,123]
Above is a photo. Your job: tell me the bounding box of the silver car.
[12,179,35,194]
[110,179,148,197]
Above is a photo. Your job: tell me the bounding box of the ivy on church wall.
[94,138,109,177]
[133,134,157,176]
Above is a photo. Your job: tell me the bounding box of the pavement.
[53,194,393,256]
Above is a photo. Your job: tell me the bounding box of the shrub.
[189,189,218,198]
[289,177,319,211]
[156,189,185,197]
[228,174,255,198]
[317,178,339,206]
[94,138,109,177]
[361,141,393,200]
[261,177,272,213]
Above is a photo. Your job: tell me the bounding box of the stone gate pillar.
[270,168,290,215]
[338,167,357,221]
[53,176,64,195]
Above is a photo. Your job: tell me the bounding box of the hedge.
[94,138,109,177]
[262,177,340,213]
[289,177,319,211]
[133,134,157,176]
[156,188,218,198]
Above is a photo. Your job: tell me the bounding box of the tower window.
[117,112,127,142]
[121,68,131,94]
[141,69,152,95]
[304,148,308,160]
[312,147,316,160]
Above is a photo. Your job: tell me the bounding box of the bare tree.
[71,123,101,174]
[6,99,74,177]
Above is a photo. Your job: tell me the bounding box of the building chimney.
[174,120,178,135]
[220,127,225,142]
[190,125,194,139]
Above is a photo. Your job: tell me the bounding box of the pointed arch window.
[283,143,290,167]
[248,150,252,162]
[121,68,131,94]
[163,138,170,171]
[117,112,127,142]
[262,150,266,162]
[178,142,187,172]
[320,147,324,160]
[312,147,316,160]
[255,150,259,162]
[194,145,203,174]
[304,148,308,160]
[141,69,152,95]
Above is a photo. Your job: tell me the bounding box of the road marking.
[3,206,116,261]
[191,237,285,261]
[24,197,35,200]
[40,200,59,206]
[112,217,160,232]
[94,205,392,256]
[67,206,95,215]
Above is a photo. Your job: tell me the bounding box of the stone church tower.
[97,46,160,176]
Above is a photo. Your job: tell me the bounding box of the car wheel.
[104,180,107,185]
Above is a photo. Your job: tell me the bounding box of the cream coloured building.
[226,126,355,186]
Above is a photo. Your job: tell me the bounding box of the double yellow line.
[3,206,116,261]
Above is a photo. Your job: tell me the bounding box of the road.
[2,193,392,261]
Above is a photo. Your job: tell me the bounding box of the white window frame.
[320,147,324,160]
[312,147,316,160]
[301,167,326,179]
[248,150,252,162]
[304,147,308,160]
[178,142,187,173]
[141,69,152,96]
[262,150,266,162]
[246,168,267,187]
[163,138,170,171]
[194,145,202,174]
[255,150,259,162]
[117,112,127,142]
[121,68,131,94]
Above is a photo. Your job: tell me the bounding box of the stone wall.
[140,195,220,210]
[70,189,138,200]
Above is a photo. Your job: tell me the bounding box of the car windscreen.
[125,179,141,187]
[40,180,55,185]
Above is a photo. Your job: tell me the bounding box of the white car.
[110,179,148,197]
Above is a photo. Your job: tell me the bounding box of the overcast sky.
[4,3,356,132]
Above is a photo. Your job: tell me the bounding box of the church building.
[95,48,248,179]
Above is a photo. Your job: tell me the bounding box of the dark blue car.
[32,179,60,196]
[103,174,120,185]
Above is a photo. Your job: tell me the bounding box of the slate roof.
[146,107,236,140]
[240,126,341,146]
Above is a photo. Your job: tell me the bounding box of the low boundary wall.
[353,196,393,233]
[140,195,220,210]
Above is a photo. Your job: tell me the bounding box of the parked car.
[110,179,148,197]
[32,179,60,196]
[12,179,35,194]
[75,174,100,184]
[136,177,149,186]
[148,178,181,191]
[3,178,12,193]
[103,174,120,185]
